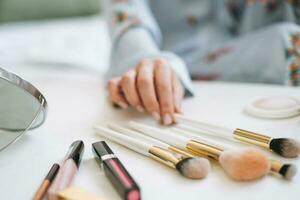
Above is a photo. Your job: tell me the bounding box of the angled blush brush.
[93,125,209,179]
[172,128,297,180]
[107,123,210,179]
[129,121,272,181]
[174,114,300,158]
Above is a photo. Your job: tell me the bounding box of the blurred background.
[0,0,110,73]
[0,0,100,22]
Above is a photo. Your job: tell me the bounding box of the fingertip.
[136,105,145,113]
[118,101,128,109]
[176,101,184,112]
[175,104,183,114]
[154,57,169,67]
[162,113,173,125]
[152,112,161,121]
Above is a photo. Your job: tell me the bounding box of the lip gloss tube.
[92,141,141,200]
[47,140,84,200]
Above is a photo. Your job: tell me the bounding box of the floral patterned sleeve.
[103,0,194,96]
[281,1,300,85]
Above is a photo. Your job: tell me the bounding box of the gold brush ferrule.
[168,146,194,157]
[186,140,223,161]
[270,160,283,173]
[233,128,272,149]
[148,146,189,169]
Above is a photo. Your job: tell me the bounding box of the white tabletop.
[0,66,299,200]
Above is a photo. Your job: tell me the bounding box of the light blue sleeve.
[103,0,194,96]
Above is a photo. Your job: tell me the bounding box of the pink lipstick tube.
[92,141,141,200]
[47,140,84,200]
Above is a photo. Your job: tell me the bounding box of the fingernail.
[163,114,172,125]
[136,105,144,112]
[152,112,160,121]
[118,101,128,109]
[176,107,183,114]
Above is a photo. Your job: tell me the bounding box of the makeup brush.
[129,121,271,181]
[108,123,169,149]
[107,123,211,179]
[172,127,230,149]
[173,127,297,180]
[270,160,297,180]
[175,124,247,147]
[94,125,210,179]
[108,123,198,157]
[174,114,300,158]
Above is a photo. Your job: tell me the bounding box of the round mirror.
[0,68,47,151]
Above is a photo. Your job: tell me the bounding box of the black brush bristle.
[175,157,193,174]
[279,164,297,180]
[269,138,300,158]
[175,157,210,179]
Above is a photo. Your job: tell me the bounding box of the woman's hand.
[108,58,184,125]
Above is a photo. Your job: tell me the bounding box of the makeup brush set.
[32,114,299,200]
[94,116,300,182]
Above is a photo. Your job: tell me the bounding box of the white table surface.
[0,66,299,200]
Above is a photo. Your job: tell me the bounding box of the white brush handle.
[94,125,151,156]
[176,124,252,149]
[174,114,234,138]
[172,128,231,150]
[108,123,170,149]
[128,121,189,149]
[177,124,234,141]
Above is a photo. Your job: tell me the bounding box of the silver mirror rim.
[0,67,47,129]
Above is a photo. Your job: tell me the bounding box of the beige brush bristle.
[219,148,270,181]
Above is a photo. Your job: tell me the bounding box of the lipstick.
[47,140,84,200]
[92,141,140,200]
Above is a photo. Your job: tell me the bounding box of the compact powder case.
[244,95,300,119]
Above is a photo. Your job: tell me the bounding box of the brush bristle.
[176,157,210,179]
[219,148,270,181]
[279,164,297,180]
[269,138,300,158]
